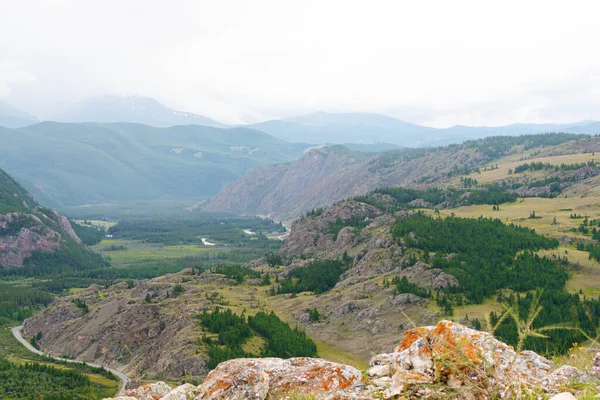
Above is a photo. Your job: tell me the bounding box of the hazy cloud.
[0,60,37,98]
[1,0,599,126]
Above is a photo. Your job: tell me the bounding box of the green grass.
[73,219,117,230]
[433,196,600,241]
[92,239,214,266]
[462,152,599,184]
[314,341,368,370]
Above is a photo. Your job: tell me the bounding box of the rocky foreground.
[106,321,598,400]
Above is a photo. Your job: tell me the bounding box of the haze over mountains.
[0,122,307,208]
[56,95,226,128]
[2,95,599,148]
[0,101,39,128]
[1,95,599,213]
[249,111,600,147]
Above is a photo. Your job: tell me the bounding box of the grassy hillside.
[0,122,308,207]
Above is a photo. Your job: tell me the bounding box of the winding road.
[11,326,130,396]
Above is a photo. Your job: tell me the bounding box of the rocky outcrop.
[367,320,589,398]
[22,270,237,381]
[198,358,365,400]
[43,208,82,244]
[0,166,86,268]
[106,321,593,400]
[0,213,64,268]
[280,200,384,258]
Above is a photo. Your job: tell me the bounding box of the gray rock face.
[48,210,82,243]
[280,199,384,258]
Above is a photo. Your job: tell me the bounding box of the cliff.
[0,167,86,269]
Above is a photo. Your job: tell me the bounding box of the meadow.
[464,152,599,184]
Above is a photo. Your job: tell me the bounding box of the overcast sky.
[1,0,599,127]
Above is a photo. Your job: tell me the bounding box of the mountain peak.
[55,95,226,128]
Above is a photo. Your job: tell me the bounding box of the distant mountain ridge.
[0,101,39,128]
[249,111,600,147]
[3,96,600,147]
[54,95,226,128]
[0,122,308,208]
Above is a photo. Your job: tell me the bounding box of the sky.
[1,0,599,127]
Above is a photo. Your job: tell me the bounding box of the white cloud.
[1,0,599,126]
[0,61,37,98]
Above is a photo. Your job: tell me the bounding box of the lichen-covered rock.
[162,383,201,400]
[102,321,595,400]
[368,320,587,398]
[198,358,366,400]
[111,381,172,400]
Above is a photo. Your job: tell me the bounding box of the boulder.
[368,320,587,398]
[198,358,366,400]
[105,321,594,400]
[110,382,172,400]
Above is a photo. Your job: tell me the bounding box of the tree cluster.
[276,259,350,295]
[198,308,317,369]
[393,214,563,303]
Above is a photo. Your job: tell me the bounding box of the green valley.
[0,122,307,208]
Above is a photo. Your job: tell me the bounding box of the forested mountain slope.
[0,122,308,207]
[0,167,102,270]
[203,133,588,221]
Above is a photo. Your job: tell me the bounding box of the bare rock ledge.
[106,321,596,400]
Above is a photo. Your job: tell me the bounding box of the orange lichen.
[205,377,233,396]
[398,327,428,351]
[262,360,360,397]
[410,322,484,375]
